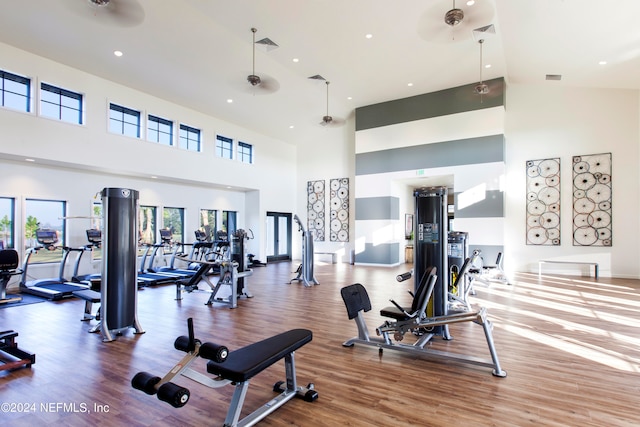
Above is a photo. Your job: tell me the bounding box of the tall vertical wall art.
[526,158,561,245]
[572,153,612,246]
[329,178,350,242]
[307,180,325,241]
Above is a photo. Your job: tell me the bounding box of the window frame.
[24,198,67,264]
[39,82,84,125]
[0,197,15,249]
[179,123,202,152]
[109,102,141,138]
[199,209,217,242]
[0,69,31,113]
[162,207,185,245]
[147,114,174,146]
[216,135,233,160]
[238,141,253,164]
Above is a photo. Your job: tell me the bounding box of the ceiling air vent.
[546,74,562,81]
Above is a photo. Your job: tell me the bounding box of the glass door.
[266,212,291,262]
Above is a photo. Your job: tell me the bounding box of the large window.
[25,199,66,264]
[139,205,157,251]
[163,207,184,245]
[238,141,253,164]
[148,114,173,145]
[109,103,141,138]
[199,209,217,242]
[0,197,15,249]
[1,69,31,112]
[216,135,233,159]
[40,82,83,124]
[222,210,237,240]
[179,124,201,152]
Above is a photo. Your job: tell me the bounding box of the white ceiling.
[0,0,639,145]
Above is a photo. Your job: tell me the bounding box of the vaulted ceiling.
[1,0,638,145]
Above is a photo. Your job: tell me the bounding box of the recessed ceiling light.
[347,96,352,100]
[485,64,491,68]
[25,158,35,162]
[289,125,294,129]
[150,176,157,179]
[365,34,373,39]
[227,99,233,103]
[292,58,299,63]
[407,83,413,87]
[466,0,475,5]
[114,50,123,57]
[599,60,607,65]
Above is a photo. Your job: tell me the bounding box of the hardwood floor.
[1,261,639,426]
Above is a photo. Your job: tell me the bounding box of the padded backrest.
[452,256,473,289]
[341,283,371,319]
[495,252,503,267]
[415,274,438,317]
[410,266,437,313]
[0,249,19,271]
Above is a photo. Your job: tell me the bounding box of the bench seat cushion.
[206,329,312,383]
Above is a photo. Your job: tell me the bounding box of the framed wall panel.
[572,153,612,246]
[526,158,560,245]
[329,178,349,242]
[307,180,325,241]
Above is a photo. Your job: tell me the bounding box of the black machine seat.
[207,329,312,383]
[1,249,22,303]
[379,266,437,321]
[0,248,20,271]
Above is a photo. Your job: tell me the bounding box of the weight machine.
[290,214,318,287]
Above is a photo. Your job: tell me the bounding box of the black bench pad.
[72,289,101,302]
[206,329,312,383]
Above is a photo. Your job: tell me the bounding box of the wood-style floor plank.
[1,262,639,426]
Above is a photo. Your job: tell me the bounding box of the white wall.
[0,42,298,271]
[504,84,640,278]
[295,119,356,262]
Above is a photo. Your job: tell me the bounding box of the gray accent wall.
[454,189,504,218]
[356,78,505,131]
[356,134,504,176]
[355,197,399,220]
[357,243,400,264]
[354,78,506,266]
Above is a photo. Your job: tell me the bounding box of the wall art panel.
[329,178,349,242]
[526,158,561,245]
[307,180,325,241]
[573,153,612,246]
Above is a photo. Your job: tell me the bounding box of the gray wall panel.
[356,78,505,131]
[356,134,504,176]
[356,243,400,265]
[355,197,399,220]
[454,189,504,218]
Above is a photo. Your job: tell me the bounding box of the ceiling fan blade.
[417,0,495,43]
[67,0,145,27]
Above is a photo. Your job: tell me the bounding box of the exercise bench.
[72,289,101,333]
[132,318,317,427]
[0,330,36,372]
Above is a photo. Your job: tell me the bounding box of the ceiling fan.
[318,80,344,127]
[417,0,495,43]
[472,24,497,102]
[243,28,280,94]
[66,0,145,27]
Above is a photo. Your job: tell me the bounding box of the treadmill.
[20,230,90,300]
[71,229,102,289]
[147,229,196,279]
